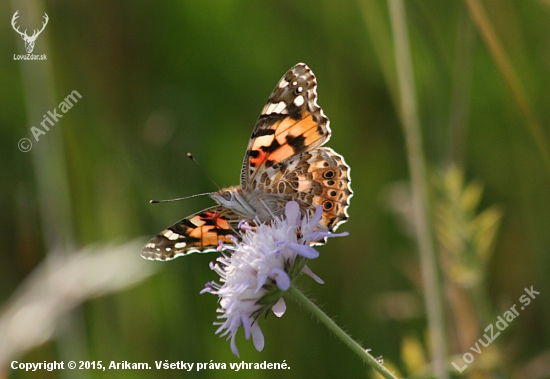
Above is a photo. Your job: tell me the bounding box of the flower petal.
[230,333,240,357]
[285,201,301,225]
[271,267,290,290]
[287,242,319,259]
[302,264,325,284]
[251,322,265,352]
[241,312,252,340]
[272,297,287,317]
[308,205,324,229]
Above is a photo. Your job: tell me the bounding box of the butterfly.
[142,63,352,261]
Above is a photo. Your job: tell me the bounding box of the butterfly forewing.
[241,63,332,190]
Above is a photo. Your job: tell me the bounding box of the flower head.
[201,201,348,357]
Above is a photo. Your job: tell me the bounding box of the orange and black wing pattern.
[241,63,332,189]
[141,206,243,261]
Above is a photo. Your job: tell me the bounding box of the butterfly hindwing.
[141,206,243,261]
[253,146,352,232]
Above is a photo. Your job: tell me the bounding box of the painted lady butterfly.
[142,63,352,261]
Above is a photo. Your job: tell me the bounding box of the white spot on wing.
[264,101,287,115]
[174,242,187,249]
[273,101,287,114]
[253,134,275,148]
[264,102,276,114]
[163,230,180,241]
[294,95,304,107]
[279,80,289,88]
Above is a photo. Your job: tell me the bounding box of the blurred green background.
[1,0,549,378]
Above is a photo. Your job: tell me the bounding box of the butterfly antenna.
[187,152,222,190]
[150,192,212,204]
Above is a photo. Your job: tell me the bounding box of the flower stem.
[287,286,399,379]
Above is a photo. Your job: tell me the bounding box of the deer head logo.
[11,11,49,54]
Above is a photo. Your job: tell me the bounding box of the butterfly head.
[210,186,256,220]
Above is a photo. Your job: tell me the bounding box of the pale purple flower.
[202,201,348,357]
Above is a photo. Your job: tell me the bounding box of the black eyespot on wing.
[323,170,335,179]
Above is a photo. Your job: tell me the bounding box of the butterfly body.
[142,63,352,261]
